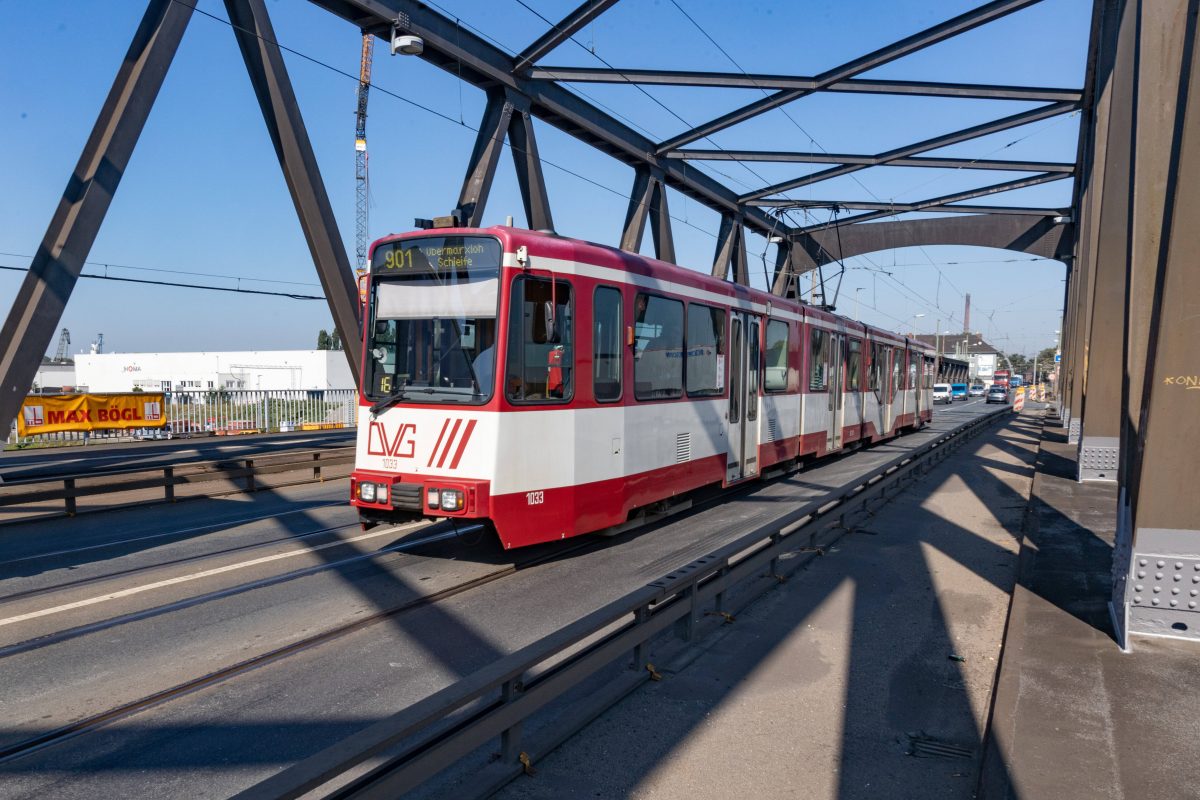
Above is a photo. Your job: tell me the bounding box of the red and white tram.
[350,226,935,549]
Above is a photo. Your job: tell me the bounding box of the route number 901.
[526,491,544,506]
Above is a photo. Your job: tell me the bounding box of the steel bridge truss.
[3,0,1195,650]
[0,0,1084,433]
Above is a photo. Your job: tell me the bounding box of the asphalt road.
[0,428,355,482]
[0,401,1002,798]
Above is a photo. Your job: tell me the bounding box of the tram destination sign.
[371,236,500,276]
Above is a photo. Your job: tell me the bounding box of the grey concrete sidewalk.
[979,421,1200,800]
[494,412,1042,800]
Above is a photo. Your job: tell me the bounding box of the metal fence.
[7,389,359,448]
[235,406,1012,800]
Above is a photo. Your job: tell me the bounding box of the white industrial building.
[33,363,77,393]
[74,350,356,393]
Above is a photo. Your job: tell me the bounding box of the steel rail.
[0,520,596,767]
[234,407,1014,800]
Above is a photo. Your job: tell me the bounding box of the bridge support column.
[456,89,515,228]
[712,213,749,286]
[1075,0,1134,480]
[1111,0,1200,648]
[0,0,193,433]
[455,88,554,233]
[226,0,362,385]
[620,167,675,263]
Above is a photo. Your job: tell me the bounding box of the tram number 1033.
[526,491,545,506]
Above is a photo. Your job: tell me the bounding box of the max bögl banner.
[18,394,166,436]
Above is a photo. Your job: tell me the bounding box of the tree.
[1007,352,1031,376]
[317,329,331,350]
[1036,346,1057,364]
[330,329,342,351]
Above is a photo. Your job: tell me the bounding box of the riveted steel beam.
[1074,0,1135,482]
[796,213,1072,266]
[507,103,554,232]
[227,0,362,385]
[671,150,1075,173]
[513,0,621,75]
[753,200,1069,216]
[311,0,783,241]
[712,214,750,285]
[531,66,1081,103]
[742,101,1078,202]
[0,0,194,432]
[456,88,516,228]
[620,167,675,262]
[1113,0,1200,647]
[656,0,1045,154]
[794,172,1070,232]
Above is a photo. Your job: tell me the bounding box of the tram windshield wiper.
[370,389,408,415]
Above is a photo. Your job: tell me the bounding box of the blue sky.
[0,0,1087,357]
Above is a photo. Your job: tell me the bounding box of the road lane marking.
[0,521,426,628]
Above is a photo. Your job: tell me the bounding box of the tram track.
[0,519,442,655]
[0,414,981,779]
[0,522,604,767]
[0,455,790,768]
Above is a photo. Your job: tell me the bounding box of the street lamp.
[911,313,926,336]
[854,288,864,321]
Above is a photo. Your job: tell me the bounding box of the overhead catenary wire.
[0,263,324,300]
[172,0,721,245]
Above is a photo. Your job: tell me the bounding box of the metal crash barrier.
[235,407,1012,800]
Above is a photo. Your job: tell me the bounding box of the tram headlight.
[440,489,464,512]
[376,484,389,504]
[426,488,441,509]
[360,482,376,502]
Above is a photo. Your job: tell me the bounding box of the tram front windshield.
[366,236,501,405]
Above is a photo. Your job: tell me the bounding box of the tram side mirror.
[539,300,561,344]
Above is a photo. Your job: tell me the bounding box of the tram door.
[911,350,923,425]
[726,313,761,484]
[826,330,846,452]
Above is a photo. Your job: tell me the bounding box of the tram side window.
[809,328,829,391]
[764,320,788,392]
[847,338,862,391]
[505,276,573,403]
[891,347,903,394]
[634,294,684,400]
[593,286,622,402]
[686,304,725,397]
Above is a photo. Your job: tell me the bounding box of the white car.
[933,383,952,404]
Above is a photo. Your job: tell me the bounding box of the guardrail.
[0,447,355,521]
[235,407,1012,800]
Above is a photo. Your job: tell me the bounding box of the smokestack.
[963,293,971,335]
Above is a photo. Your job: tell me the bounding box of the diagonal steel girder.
[655,0,1045,154]
[793,172,1070,232]
[310,0,781,238]
[671,150,1075,172]
[0,0,194,432]
[741,101,1078,202]
[757,200,1069,216]
[512,0,621,75]
[530,66,1082,103]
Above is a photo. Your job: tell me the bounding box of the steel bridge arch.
[783,213,1073,278]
